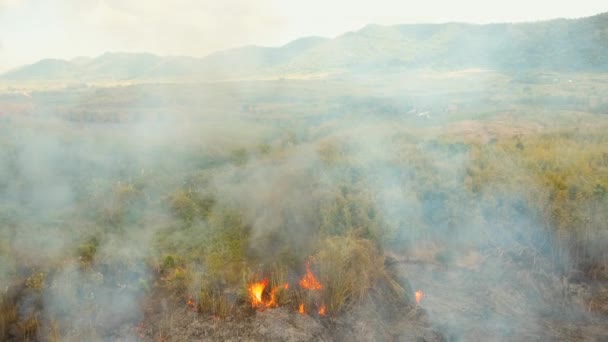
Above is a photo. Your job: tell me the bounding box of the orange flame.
[248,279,288,309]
[318,304,326,316]
[415,290,425,305]
[249,279,269,308]
[299,261,323,290]
[298,303,305,314]
[266,285,280,308]
[186,296,196,311]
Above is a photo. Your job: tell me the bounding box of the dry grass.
[197,286,237,319]
[0,300,18,338]
[313,234,398,314]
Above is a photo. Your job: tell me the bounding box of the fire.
[299,261,323,290]
[249,279,269,307]
[246,260,325,315]
[186,296,196,311]
[266,285,280,308]
[318,304,326,316]
[248,278,288,309]
[415,290,425,305]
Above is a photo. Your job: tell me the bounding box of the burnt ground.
[394,247,608,342]
[125,247,608,341]
[5,247,607,341]
[136,302,442,342]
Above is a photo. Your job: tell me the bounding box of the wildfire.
[415,290,425,305]
[246,260,326,316]
[318,304,326,316]
[299,261,323,290]
[249,279,269,307]
[266,286,279,308]
[248,278,288,309]
[186,296,196,311]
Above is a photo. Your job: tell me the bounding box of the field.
[1,69,607,340]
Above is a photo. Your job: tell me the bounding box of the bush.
[312,235,395,314]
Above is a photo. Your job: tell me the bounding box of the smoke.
[0,91,189,338]
[1,20,608,339]
[217,154,320,257]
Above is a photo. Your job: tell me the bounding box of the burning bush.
[247,278,289,310]
[245,263,290,311]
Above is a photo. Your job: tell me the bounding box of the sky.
[0,0,607,72]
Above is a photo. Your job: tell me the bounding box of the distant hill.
[0,36,330,82]
[2,13,607,82]
[3,58,81,80]
[280,12,608,73]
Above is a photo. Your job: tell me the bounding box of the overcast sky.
[0,0,607,72]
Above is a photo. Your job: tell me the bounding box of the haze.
[2,2,608,341]
[1,0,607,72]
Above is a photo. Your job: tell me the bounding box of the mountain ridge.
[2,13,607,81]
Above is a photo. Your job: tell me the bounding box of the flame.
[246,259,324,315]
[299,261,323,290]
[249,278,269,308]
[415,290,425,305]
[248,279,288,309]
[266,285,280,308]
[186,296,196,311]
[318,304,326,316]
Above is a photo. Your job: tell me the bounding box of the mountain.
[2,13,607,82]
[281,13,608,73]
[0,36,329,82]
[2,58,82,80]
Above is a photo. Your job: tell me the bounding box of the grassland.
[0,70,607,340]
